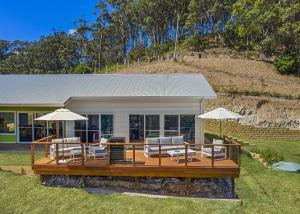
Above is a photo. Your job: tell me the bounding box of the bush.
[145,41,174,57]
[274,55,299,75]
[260,148,284,165]
[74,64,92,74]
[180,36,206,52]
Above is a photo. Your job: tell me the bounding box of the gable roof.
[0,74,217,106]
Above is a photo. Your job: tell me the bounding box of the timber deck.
[32,150,240,178]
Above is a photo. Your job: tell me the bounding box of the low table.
[167,149,196,163]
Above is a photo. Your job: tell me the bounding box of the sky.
[0,0,99,41]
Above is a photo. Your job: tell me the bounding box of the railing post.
[81,143,84,167]
[56,143,59,165]
[107,144,110,165]
[133,144,135,166]
[45,140,48,158]
[211,145,214,168]
[158,144,161,166]
[31,143,35,165]
[185,143,188,167]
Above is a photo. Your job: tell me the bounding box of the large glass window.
[48,121,63,139]
[180,115,195,143]
[129,115,144,142]
[33,113,47,140]
[0,112,15,134]
[101,114,113,139]
[164,115,179,137]
[145,115,160,138]
[18,112,60,142]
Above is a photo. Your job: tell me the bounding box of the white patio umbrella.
[198,107,243,138]
[35,108,88,164]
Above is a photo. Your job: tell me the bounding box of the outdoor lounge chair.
[201,139,227,159]
[88,138,108,159]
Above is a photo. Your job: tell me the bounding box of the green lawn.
[0,151,43,166]
[0,140,300,213]
[242,139,300,163]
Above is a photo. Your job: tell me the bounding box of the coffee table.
[167,149,196,163]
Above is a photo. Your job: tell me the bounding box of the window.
[164,115,179,137]
[180,115,195,143]
[145,115,160,138]
[101,114,113,139]
[129,115,144,142]
[34,113,47,141]
[19,112,52,142]
[0,112,15,134]
[19,113,33,142]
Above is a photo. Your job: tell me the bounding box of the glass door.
[180,115,195,143]
[87,114,99,143]
[164,115,179,136]
[145,115,160,138]
[101,114,113,139]
[129,115,144,142]
[75,116,87,143]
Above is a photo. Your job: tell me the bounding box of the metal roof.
[0,74,217,106]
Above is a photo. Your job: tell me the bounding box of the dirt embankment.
[116,49,300,130]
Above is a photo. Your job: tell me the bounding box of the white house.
[0,74,216,144]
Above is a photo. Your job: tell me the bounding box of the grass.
[0,139,299,213]
[241,139,300,164]
[0,151,43,166]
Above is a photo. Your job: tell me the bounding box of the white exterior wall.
[65,98,205,144]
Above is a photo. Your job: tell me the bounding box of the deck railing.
[31,136,241,168]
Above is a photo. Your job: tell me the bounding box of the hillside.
[115,49,300,130]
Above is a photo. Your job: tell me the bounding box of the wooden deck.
[33,150,240,178]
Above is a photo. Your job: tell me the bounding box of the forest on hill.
[0,0,299,75]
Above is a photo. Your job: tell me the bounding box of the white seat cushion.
[159,137,172,145]
[172,136,184,144]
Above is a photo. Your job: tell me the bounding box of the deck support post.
[185,178,191,196]
[231,178,235,198]
[134,176,139,191]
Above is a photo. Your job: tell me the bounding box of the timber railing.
[31,137,241,168]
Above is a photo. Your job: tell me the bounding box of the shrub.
[261,148,284,165]
[74,64,92,74]
[274,55,299,75]
[250,147,261,154]
[180,36,206,52]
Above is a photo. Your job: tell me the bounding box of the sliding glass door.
[101,115,113,139]
[145,115,160,138]
[180,115,195,143]
[75,116,87,143]
[164,115,179,136]
[129,115,144,142]
[88,115,100,143]
[75,114,113,142]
